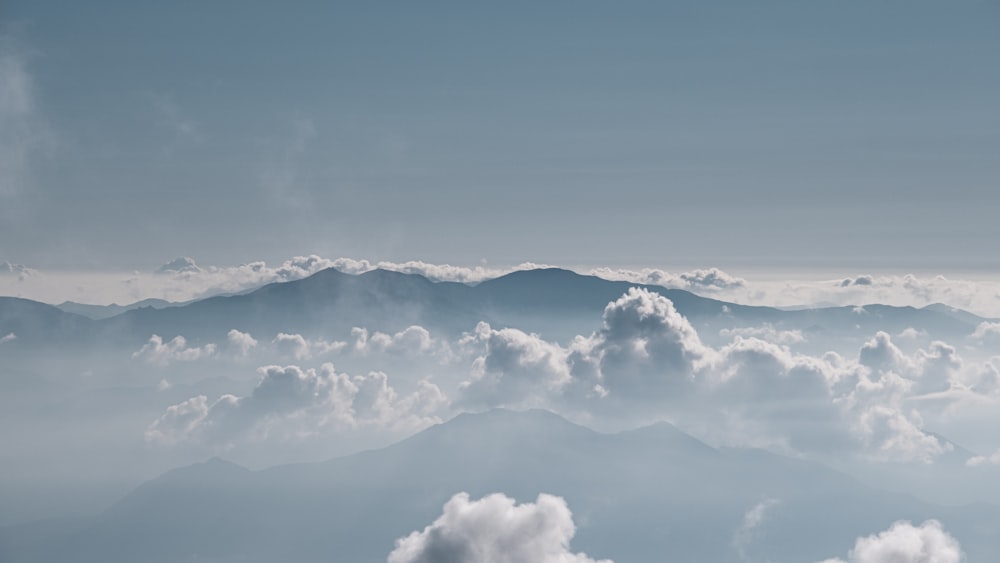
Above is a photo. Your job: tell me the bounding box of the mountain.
[56,298,176,320]
[0,297,93,345]
[1,268,985,347]
[5,409,997,563]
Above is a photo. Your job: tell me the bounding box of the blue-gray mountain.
[2,409,996,563]
[0,268,987,349]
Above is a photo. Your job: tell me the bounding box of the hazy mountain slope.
[0,297,94,347]
[8,409,997,563]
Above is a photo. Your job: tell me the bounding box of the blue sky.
[1,0,998,271]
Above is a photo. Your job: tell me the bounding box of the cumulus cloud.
[898,327,927,340]
[272,332,345,360]
[817,520,963,563]
[456,289,957,462]
[132,334,216,366]
[0,332,15,344]
[387,492,612,563]
[971,321,1000,340]
[352,325,451,360]
[458,322,575,409]
[146,363,446,445]
[226,329,257,357]
[459,288,716,410]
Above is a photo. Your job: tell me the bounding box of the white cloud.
[898,327,927,340]
[596,270,1000,319]
[0,332,15,344]
[0,261,36,279]
[352,325,451,360]
[971,321,1000,340]
[590,266,746,291]
[146,363,446,446]
[155,256,201,274]
[733,498,779,562]
[226,329,258,357]
[458,322,575,409]
[719,325,805,345]
[330,257,553,284]
[388,492,612,563]
[145,395,209,445]
[817,520,964,563]
[966,449,1000,467]
[456,290,957,462]
[0,34,48,199]
[272,332,345,361]
[132,334,217,366]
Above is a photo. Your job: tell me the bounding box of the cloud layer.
[147,363,446,446]
[456,288,972,462]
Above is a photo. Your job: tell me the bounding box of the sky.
[1,1,998,273]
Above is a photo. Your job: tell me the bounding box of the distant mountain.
[0,297,92,344]
[5,409,997,563]
[56,298,176,320]
[1,268,985,347]
[923,302,997,325]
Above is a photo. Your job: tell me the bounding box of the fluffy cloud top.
[146,363,446,446]
[388,492,612,563]
[0,332,14,344]
[272,332,345,360]
[132,334,216,366]
[818,520,964,563]
[226,329,258,357]
[457,289,960,462]
[352,325,449,359]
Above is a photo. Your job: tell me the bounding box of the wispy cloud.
[733,498,780,562]
[0,31,47,199]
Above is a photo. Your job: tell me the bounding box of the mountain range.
[2,408,996,563]
[0,268,987,348]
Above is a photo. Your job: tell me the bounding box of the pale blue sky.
[1,0,998,271]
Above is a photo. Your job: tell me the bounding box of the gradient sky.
[1,1,998,271]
